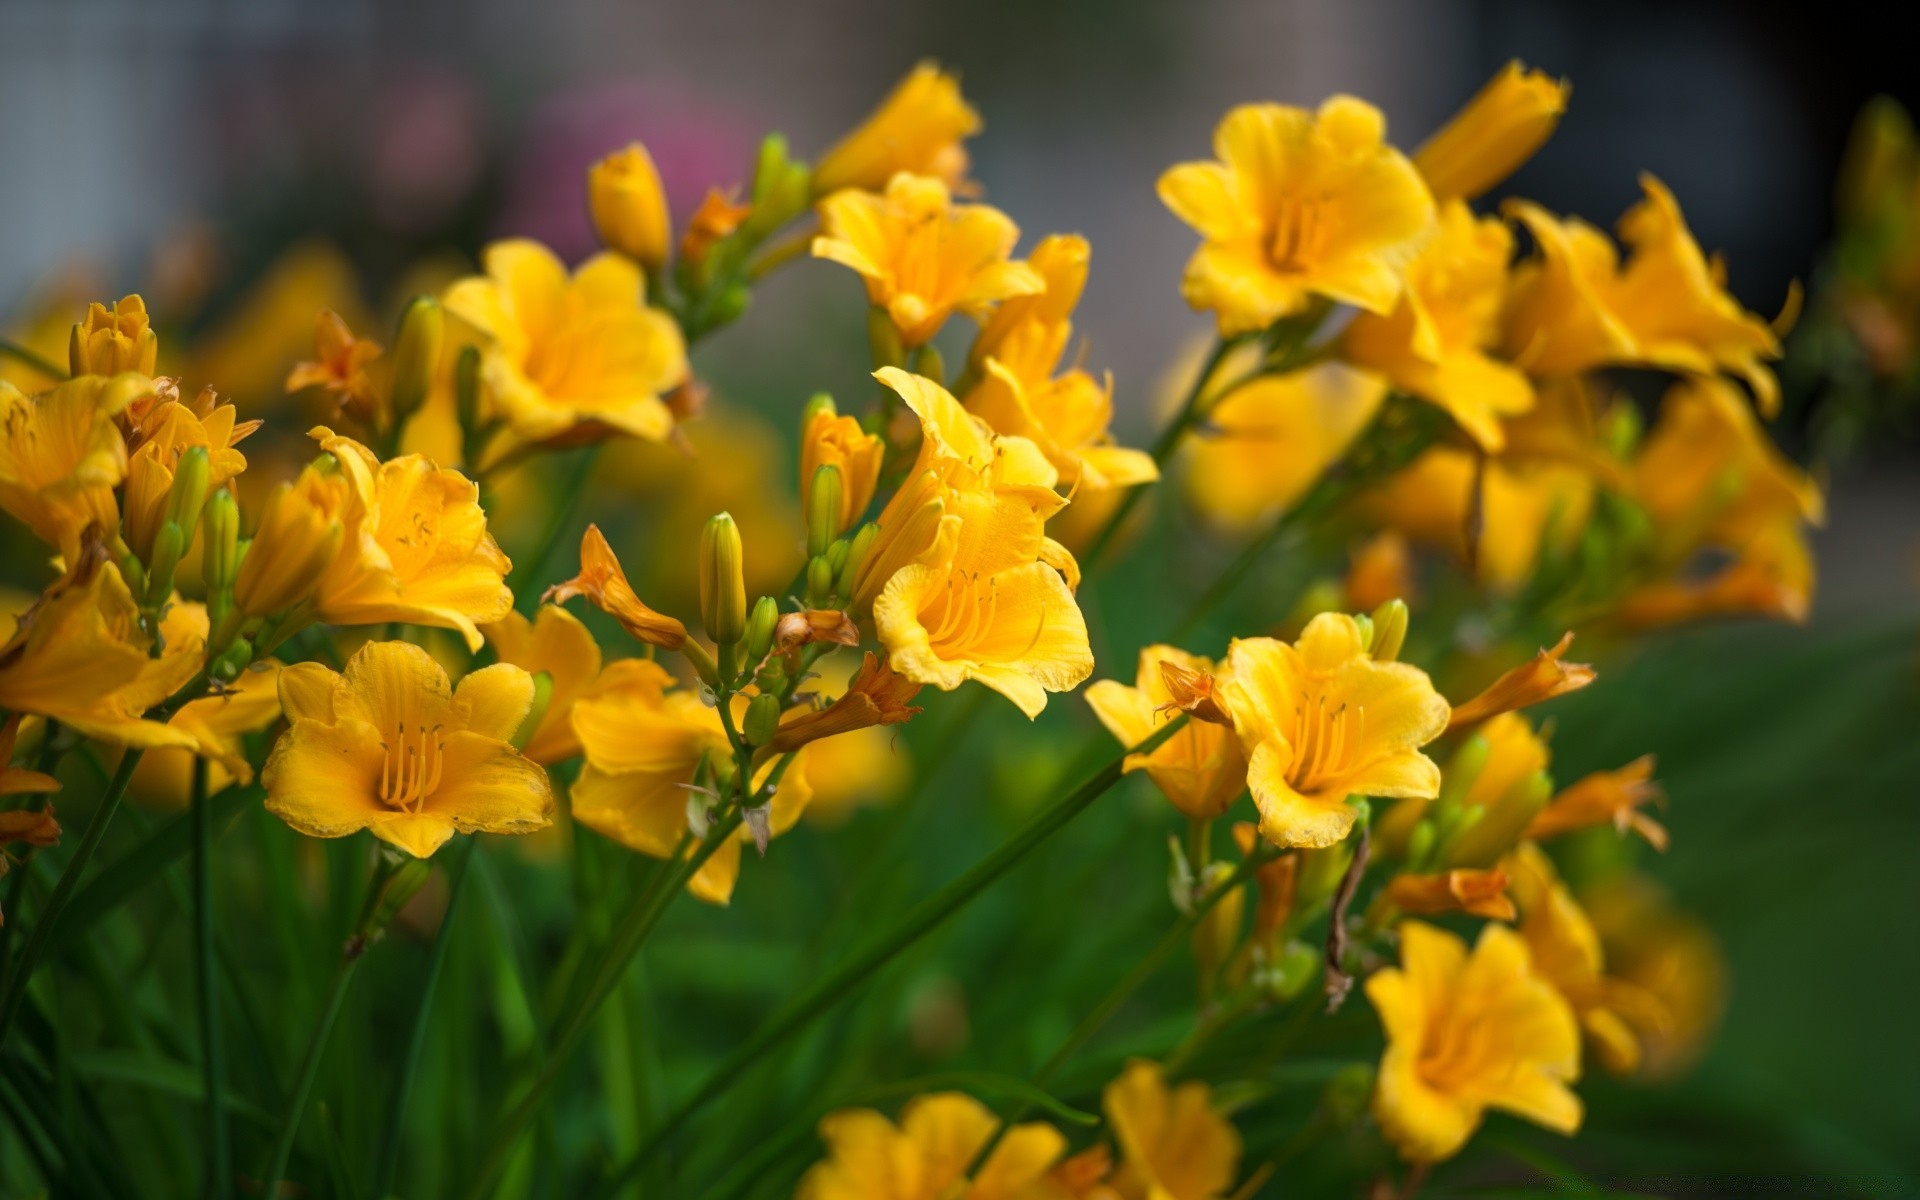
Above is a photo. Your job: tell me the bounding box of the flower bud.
[699,513,747,646]
[588,143,671,271]
[511,671,555,753]
[234,475,347,618]
[69,295,157,376]
[144,521,187,605]
[801,402,884,538]
[744,133,811,238]
[200,488,240,595]
[1191,861,1244,987]
[807,465,843,560]
[835,522,880,599]
[806,556,834,606]
[744,596,779,664]
[743,693,782,748]
[387,296,444,427]
[210,636,254,683]
[1413,61,1569,203]
[813,62,979,196]
[1446,770,1553,868]
[454,345,483,439]
[910,343,945,387]
[1369,598,1409,663]
[162,446,212,546]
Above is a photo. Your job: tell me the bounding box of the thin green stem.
[591,717,1193,1199]
[0,748,143,1046]
[0,338,65,381]
[259,943,362,1194]
[191,757,232,1200]
[370,836,476,1200]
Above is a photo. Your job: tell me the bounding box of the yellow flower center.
[378,722,447,811]
[1269,195,1338,272]
[924,571,1004,655]
[1288,694,1365,793]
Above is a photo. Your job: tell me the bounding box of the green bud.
[388,296,444,426]
[1446,769,1553,868]
[743,693,782,747]
[210,636,254,683]
[200,488,240,595]
[454,345,483,436]
[706,281,751,329]
[825,538,850,576]
[511,672,555,752]
[750,133,792,207]
[753,663,788,695]
[806,555,834,606]
[1369,598,1409,663]
[807,464,843,559]
[1295,839,1353,908]
[1351,612,1374,653]
[1271,939,1321,1002]
[699,513,747,645]
[835,522,879,598]
[910,343,945,387]
[145,521,186,605]
[1406,817,1438,872]
[163,446,213,549]
[802,392,837,426]
[1429,732,1491,833]
[745,596,779,663]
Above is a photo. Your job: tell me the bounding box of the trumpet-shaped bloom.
[813,62,981,196]
[261,640,553,858]
[801,405,885,534]
[587,143,671,270]
[483,604,677,765]
[1102,1060,1243,1200]
[1085,646,1247,819]
[0,375,139,561]
[442,239,689,447]
[797,1092,1064,1200]
[307,428,514,651]
[1342,201,1533,450]
[120,391,254,561]
[813,174,1044,347]
[1413,62,1569,203]
[1159,97,1436,334]
[1367,921,1582,1163]
[1527,756,1665,850]
[1222,613,1450,849]
[232,464,350,620]
[1583,876,1726,1079]
[70,295,158,377]
[543,524,689,650]
[1446,632,1596,732]
[770,652,922,754]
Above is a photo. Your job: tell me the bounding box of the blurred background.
[3,1,1916,1194]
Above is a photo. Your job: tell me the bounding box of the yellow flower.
[570,686,813,905]
[232,466,350,620]
[69,295,158,377]
[797,1091,1064,1200]
[1413,61,1569,203]
[1085,645,1247,820]
[588,143,671,271]
[0,555,201,750]
[442,239,689,450]
[1181,364,1386,533]
[543,524,688,650]
[1527,757,1665,850]
[1342,200,1533,450]
[1504,179,1784,411]
[1446,632,1596,733]
[120,392,254,562]
[261,640,553,858]
[1102,1060,1243,1200]
[769,652,922,754]
[306,427,514,651]
[1222,613,1450,849]
[812,174,1044,348]
[813,62,981,197]
[1367,921,1582,1163]
[483,604,675,765]
[0,375,139,562]
[962,234,1157,491]
[1158,97,1436,334]
[868,372,1093,718]
[801,405,885,535]
[1363,447,1595,592]
[1582,876,1725,1079]
[286,309,382,408]
[134,658,285,808]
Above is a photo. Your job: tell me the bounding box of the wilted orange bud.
[768,652,922,753]
[0,806,61,847]
[233,470,348,618]
[0,716,62,800]
[1414,61,1570,203]
[774,609,861,653]
[1528,756,1666,850]
[813,61,981,196]
[69,294,158,377]
[544,524,688,650]
[588,143,671,270]
[1447,632,1595,732]
[1385,867,1517,921]
[1155,660,1233,726]
[800,404,884,535]
[1048,1145,1114,1195]
[680,187,753,267]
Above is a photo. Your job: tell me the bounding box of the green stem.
[0,748,143,1046]
[370,836,476,1200]
[0,721,64,982]
[0,338,65,381]
[259,941,363,1194]
[191,757,232,1200]
[505,443,606,611]
[591,717,1193,1199]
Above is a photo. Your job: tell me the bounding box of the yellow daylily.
[813,62,981,197]
[0,375,140,562]
[1102,1060,1244,1200]
[483,604,678,765]
[1446,633,1596,732]
[569,686,813,906]
[1342,200,1533,450]
[1159,97,1436,334]
[1363,446,1595,592]
[306,427,514,651]
[120,390,255,562]
[133,658,285,808]
[1367,921,1582,1163]
[797,1092,1064,1200]
[1528,756,1666,850]
[1,713,61,799]
[801,404,885,535]
[1582,875,1726,1079]
[1182,364,1386,533]
[261,640,553,858]
[442,239,689,450]
[286,309,382,411]
[543,524,689,650]
[587,143,671,271]
[813,174,1044,347]
[962,234,1157,492]
[1413,61,1570,203]
[1085,645,1247,820]
[232,462,350,620]
[1222,613,1450,849]
[69,295,158,377]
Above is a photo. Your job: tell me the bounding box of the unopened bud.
[699,513,747,646]
[454,345,483,437]
[807,465,843,559]
[511,672,555,752]
[388,296,444,426]
[163,446,213,547]
[1191,862,1244,986]
[1351,612,1374,653]
[210,636,254,683]
[744,693,782,747]
[910,343,945,387]
[802,392,837,426]
[1405,817,1438,872]
[588,143,671,271]
[806,556,834,606]
[835,522,879,598]
[201,489,240,595]
[1369,598,1408,663]
[745,596,779,663]
[145,521,186,604]
[1446,769,1553,868]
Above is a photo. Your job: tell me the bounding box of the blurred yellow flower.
[813,174,1043,347]
[442,239,688,451]
[1446,632,1595,732]
[1085,645,1247,820]
[796,1091,1064,1200]
[483,604,678,765]
[797,724,910,826]
[1102,1059,1243,1200]
[1159,97,1435,334]
[588,143,672,271]
[69,295,158,377]
[1413,61,1569,203]
[1342,200,1533,450]
[1384,866,1516,921]
[1582,875,1726,1079]
[0,713,61,800]
[232,466,349,620]
[134,656,284,807]
[1367,920,1582,1163]
[262,640,552,858]
[1527,756,1665,850]
[120,390,254,562]
[0,374,136,562]
[1363,446,1594,592]
[286,310,382,408]
[813,62,981,197]
[801,404,885,535]
[1222,613,1450,849]
[543,524,688,651]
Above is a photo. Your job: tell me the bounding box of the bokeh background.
[3,1,1916,1195]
